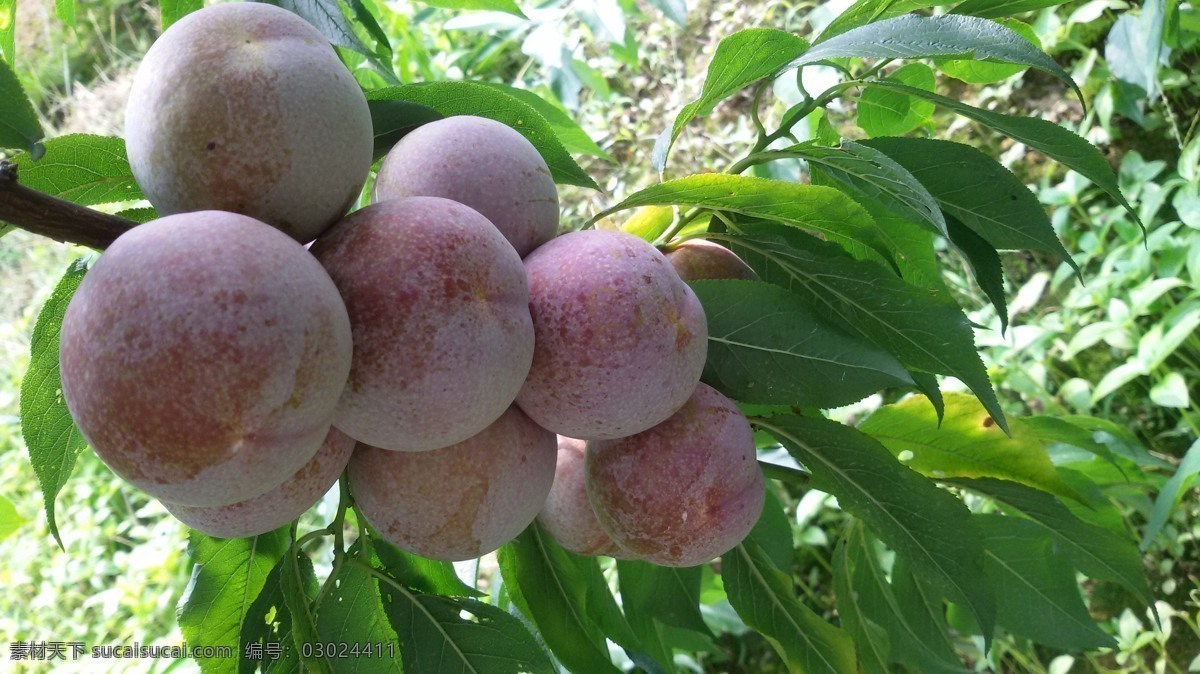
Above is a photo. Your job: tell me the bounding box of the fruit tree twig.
[0,160,138,250]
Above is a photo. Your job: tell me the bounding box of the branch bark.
[0,160,138,250]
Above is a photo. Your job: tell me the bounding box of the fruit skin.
[666,239,758,282]
[163,427,354,538]
[60,211,353,507]
[536,436,624,557]
[373,116,559,257]
[311,197,534,452]
[125,2,373,242]
[586,383,764,567]
[349,406,557,562]
[517,229,707,440]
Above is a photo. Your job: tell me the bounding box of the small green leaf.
[367,82,597,189]
[793,14,1082,103]
[950,0,1074,20]
[617,561,711,637]
[314,557,404,672]
[0,54,45,154]
[0,494,26,543]
[660,28,809,170]
[0,0,15,63]
[413,0,525,16]
[723,538,857,673]
[1141,439,1200,551]
[976,514,1117,650]
[371,531,482,596]
[862,137,1077,273]
[179,528,291,674]
[859,393,1081,503]
[690,279,914,407]
[592,174,888,263]
[815,0,944,43]
[719,222,1008,433]
[12,135,143,205]
[945,215,1008,331]
[832,533,891,674]
[20,258,89,547]
[475,82,613,161]
[758,414,996,642]
[159,0,202,28]
[856,63,936,138]
[497,525,621,674]
[54,0,74,26]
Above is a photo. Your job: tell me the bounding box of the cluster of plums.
[58,2,765,567]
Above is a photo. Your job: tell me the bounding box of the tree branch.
[0,160,138,250]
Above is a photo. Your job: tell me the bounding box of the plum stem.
[0,160,138,250]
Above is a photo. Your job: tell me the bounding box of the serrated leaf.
[976,514,1116,649]
[815,0,943,43]
[855,79,1141,230]
[793,14,1082,103]
[367,99,445,160]
[859,393,1081,503]
[832,534,891,674]
[0,55,45,155]
[1141,439,1200,551]
[953,477,1153,606]
[12,135,142,205]
[0,494,26,543]
[950,0,1073,19]
[889,556,970,673]
[314,558,404,672]
[660,29,809,170]
[592,174,888,263]
[717,222,1008,433]
[862,137,1077,273]
[945,215,1008,330]
[54,0,73,26]
[371,533,482,597]
[936,18,1039,83]
[253,0,370,53]
[723,539,856,673]
[20,258,88,547]
[690,279,913,407]
[497,525,621,674]
[757,414,996,642]
[618,561,711,637]
[1019,415,1122,468]
[113,206,160,224]
[159,0,202,28]
[240,546,322,674]
[366,82,597,189]
[414,0,525,16]
[180,528,291,674]
[857,63,936,138]
[475,82,613,161]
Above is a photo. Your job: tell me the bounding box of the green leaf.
[723,538,857,673]
[54,0,74,26]
[1019,416,1122,468]
[12,135,142,205]
[314,558,404,672]
[646,0,686,25]
[159,0,202,29]
[179,528,291,674]
[497,525,621,674]
[858,392,1081,503]
[757,414,996,642]
[113,206,160,224]
[256,0,371,53]
[0,55,44,155]
[592,174,888,264]
[954,477,1153,607]
[793,14,1082,103]
[689,279,913,407]
[1105,0,1168,101]
[950,0,1074,20]
[413,0,525,16]
[240,546,322,674]
[0,0,15,63]
[862,137,1077,273]
[832,533,891,674]
[618,560,711,637]
[945,215,1008,331]
[749,486,795,569]
[855,79,1141,230]
[372,532,482,597]
[367,99,445,161]
[936,18,1039,83]
[367,82,597,189]
[475,82,613,161]
[889,557,970,673]
[0,494,26,543]
[718,222,1008,433]
[660,28,809,170]
[856,63,936,138]
[1141,439,1200,551]
[815,0,944,43]
[776,137,946,236]
[976,514,1117,650]
[20,258,88,547]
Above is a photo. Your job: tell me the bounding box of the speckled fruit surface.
[349,406,557,561]
[517,229,707,440]
[125,2,372,242]
[536,436,624,557]
[311,197,534,452]
[60,211,353,507]
[586,383,764,567]
[373,116,559,257]
[666,239,759,282]
[163,427,354,538]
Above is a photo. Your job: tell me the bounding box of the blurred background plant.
[1,0,1197,670]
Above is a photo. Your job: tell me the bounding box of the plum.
[517,229,707,440]
[373,116,558,257]
[163,427,354,538]
[586,383,764,567]
[125,3,373,242]
[349,406,557,561]
[536,436,624,557]
[311,197,534,452]
[60,211,353,507]
[666,239,758,282]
